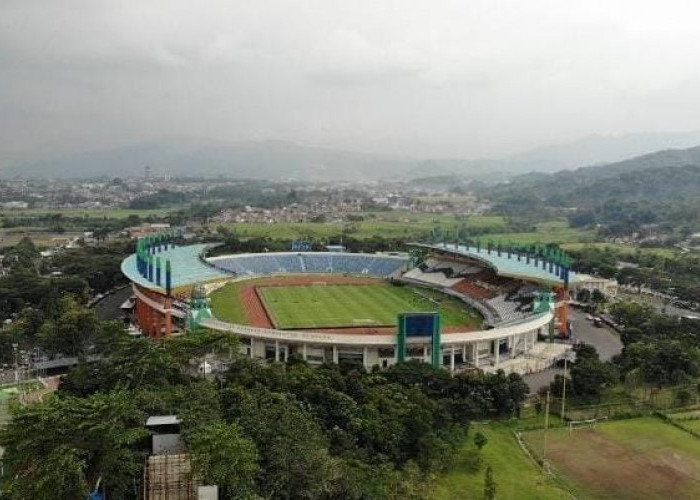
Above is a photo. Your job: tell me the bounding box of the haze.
[3,0,700,165]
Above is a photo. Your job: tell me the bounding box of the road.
[522,308,623,393]
[569,308,623,362]
[93,286,132,321]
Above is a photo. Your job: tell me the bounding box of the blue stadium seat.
[209,252,406,278]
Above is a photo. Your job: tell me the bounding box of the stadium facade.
[121,234,584,373]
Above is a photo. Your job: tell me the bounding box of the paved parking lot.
[568,308,622,361]
[522,308,623,393]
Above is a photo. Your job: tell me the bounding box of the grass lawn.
[257,283,480,329]
[561,242,681,259]
[677,419,700,433]
[0,207,173,219]
[223,214,508,241]
[432,423,569,500]
[475,220,595,247]
[0,229,86,248]
[209,280,251,324]
[667,409,700,419]
[667,409,700,433]
[521,417,700,499]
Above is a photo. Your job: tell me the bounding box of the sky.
[2,0,700,163]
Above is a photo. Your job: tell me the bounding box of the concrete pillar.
[332,345,338,364]
[462,344,467,361]
[302,343,308,361]
[164,296,172,337]
[363,346,369,369]
[450,346,455,372]
[423,345,428,363]
[494,340,500,366]
[473,343,478,367]
[275,340,280,362]
[250,338,255,358]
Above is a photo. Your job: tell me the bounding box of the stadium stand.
[403,268,463,287]
[301,253,332,273]
[451,277,498,300]
[275,254,304,273]
[424,259,482,276]
[208,252,406,278]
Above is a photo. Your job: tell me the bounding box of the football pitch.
[521,417,700,499]
[257,283,471,329]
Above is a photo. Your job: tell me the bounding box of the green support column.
[430,315,442,368]
[397,315,407,363]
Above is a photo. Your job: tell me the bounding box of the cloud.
[2,0,700,161]
[305,30,424,86]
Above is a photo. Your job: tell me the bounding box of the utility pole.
[543,390,550,465]
[560,356,568,421]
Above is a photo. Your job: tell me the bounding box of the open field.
[561,242,681,258]
[0,229,85,248]
[475,220,595,247]
[521,417,700,499]
[0,207,173,219]
[677,419,700,433]
[223,213,509,240]
[666,408,700,433]
[432,423,569,500]
[210,276,482,330]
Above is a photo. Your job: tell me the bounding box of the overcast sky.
[2,0,700,163]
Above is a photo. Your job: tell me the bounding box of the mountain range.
[3,131,700,181]
[491,145,700,208]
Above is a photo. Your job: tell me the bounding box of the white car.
[585,314,594,321]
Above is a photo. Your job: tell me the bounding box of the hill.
[5,131,700,181]
[494,145,700,207]
[0,139,411,181]
[506,130,700,172]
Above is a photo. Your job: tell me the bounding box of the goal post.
[352,319,377,326]
[568,417,608,434]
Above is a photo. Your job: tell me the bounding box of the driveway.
[521,308,623,393]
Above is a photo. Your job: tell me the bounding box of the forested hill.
[492,145,700,208]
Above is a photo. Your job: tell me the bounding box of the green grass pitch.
[521,416,700,499]
[256,283,478,330]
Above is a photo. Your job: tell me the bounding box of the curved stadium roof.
[410,243,580,287]
[121,243,228,292]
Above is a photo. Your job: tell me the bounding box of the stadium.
[121,234,582,373]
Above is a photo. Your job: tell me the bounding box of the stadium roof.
[411,243,580,286]
[121,243,228,292]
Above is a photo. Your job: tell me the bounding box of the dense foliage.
[0,329,529,499]
[0,238,130,320]
[610,302,700,385]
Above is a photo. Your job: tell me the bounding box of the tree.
[474,431,488,451]
[570,358,617,398]
[230,389,340,498]
[186,422,259,498]
[484,465,497,500]
[0,391,147,500]
[37,296,102,357]
[591,289,606,305]
[59,337,183,397]
[576,288,591,303]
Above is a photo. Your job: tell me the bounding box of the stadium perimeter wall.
[124,248,564,372]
